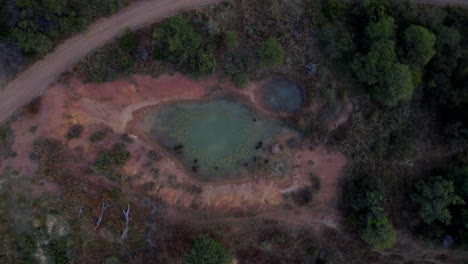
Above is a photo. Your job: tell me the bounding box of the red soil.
[7,73,348,231]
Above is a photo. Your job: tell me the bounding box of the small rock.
[272,143,283,155]
[305,63,318,76]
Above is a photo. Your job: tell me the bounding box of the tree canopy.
[353,40,396,86]
[411,176,465,225]
[258,37,285,67]
[404,25,436,67]
[153,16,216,75]
[365,15,396,41]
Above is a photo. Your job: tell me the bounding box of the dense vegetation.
[344,169,397,250]
[412,166,468,246]
[0,0,128,84]
[310,0,468,250]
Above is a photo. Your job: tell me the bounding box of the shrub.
[184,236,232,264]
[322,0,341,20]
[46,239,68,264]
[32,137,65,180]
[89,131,106,142]
[233,72,248,88]
[93,143,131,174]
[258,37,285,67]
[224,31,239,49]
[309,173,321,192]
[119,31,137,53]
[290,187,313,205]
[348,174,397,250]
[0,123,15,159]
[23,97,41,115]
[319,23,354,62]
[361,221,397,251]
[147,150,160,161]
[153,16,216,75]
[66,124,84,140]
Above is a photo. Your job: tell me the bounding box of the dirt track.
[0,0,221,125]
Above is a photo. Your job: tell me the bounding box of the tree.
[184,236,233,264]
[0,41,25,86]
[436,26,461,49]
[13,20,53,56]
[322,0,341,20]
[349,175,397,250]
[374,63,415,107]
[153,16,203,63]
[224,31,239,49]
[353,40,396,85]
[361,221,397,251]
[319,23,354,61]
[119,31,137,53]
[153,16,216,75]
[411,176,465,225]
[404,25,436,67]
[258,37,285,67]
[365,15,396,41]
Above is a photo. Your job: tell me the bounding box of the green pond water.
[139,97,291,181]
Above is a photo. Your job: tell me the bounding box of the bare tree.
[120,203,131,240]
[95,201,108,230]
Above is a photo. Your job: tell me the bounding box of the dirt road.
[0,0,221,125]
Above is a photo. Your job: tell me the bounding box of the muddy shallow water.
[262,79,305,113]
[135,96,295,181]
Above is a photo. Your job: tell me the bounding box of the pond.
[137,97,291,181]
[262,79,305,113]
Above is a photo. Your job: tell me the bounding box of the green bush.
[411,176,464,225]
[360,221,397,251]
[0,123,15,159]
[224,31,239,49]
[89,131,106,142]
[233,72,248,88]
[322,0,341,20]
[319,23,354,62]
[32,137,65,180]
[66,124,84,140]
[7,0,127,57]
[153,16,216,75]
[119,30,137,53]
[17,234,38,263]
[348,174,397,250]
[258,37,285,67]
[93,143,131,174]
[46,239,68,264]
[184,236,232,264]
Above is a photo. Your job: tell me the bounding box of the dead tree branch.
[120,203,131,240]
[95,201,108,230]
